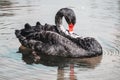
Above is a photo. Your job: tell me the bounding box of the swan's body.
[15,30,102,57]
[15,8,102,58]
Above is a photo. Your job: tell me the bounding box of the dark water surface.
[0,0,120,80]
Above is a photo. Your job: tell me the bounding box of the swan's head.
[55,8,76,33]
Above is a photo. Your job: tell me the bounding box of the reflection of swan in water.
[15,8,102,58]
[19,46,102,80]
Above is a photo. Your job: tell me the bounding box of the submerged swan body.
[15,8,102,58]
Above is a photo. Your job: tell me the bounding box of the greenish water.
[0,0,120,80]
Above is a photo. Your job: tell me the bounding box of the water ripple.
[103,48,120,57]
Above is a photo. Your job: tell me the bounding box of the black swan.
[15,8,102,59]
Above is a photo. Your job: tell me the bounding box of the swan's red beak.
[68,23,74,32]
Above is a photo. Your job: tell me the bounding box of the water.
[0,0,120,80]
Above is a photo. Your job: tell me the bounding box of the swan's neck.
[60,25,66,32]
[59,25,69,35]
